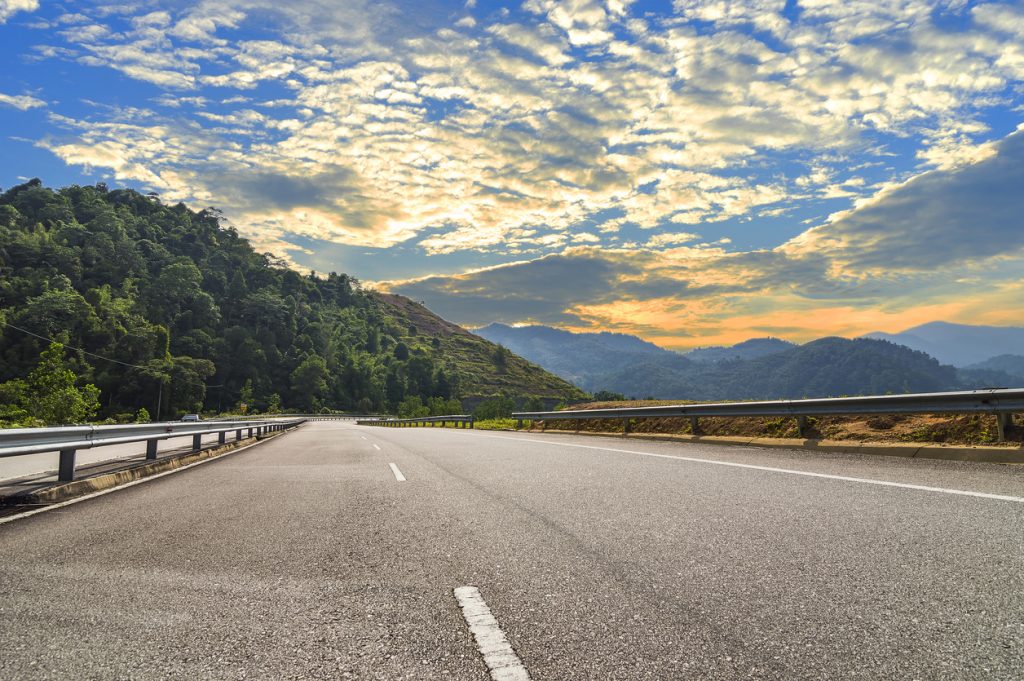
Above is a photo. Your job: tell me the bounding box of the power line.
[1,320,155,371]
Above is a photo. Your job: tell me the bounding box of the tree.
[398,395,429,418]
[238,378,254,413]
[291,355,328,412]
[434,368,452,399]
[427,396,461,416]
[0,379,29,425]
[492,344,509,372]
[23,342,101,425]
[393,342,410,360]
[523,396,545,412]
[168,356,216,415]
[474,396,514,420]
[593,390,626,402]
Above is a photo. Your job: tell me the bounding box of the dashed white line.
[454,586,531,681]
[471,433,1024,504]
[360,436,368,441]
[372,443,381,451]
[388,462,406,482]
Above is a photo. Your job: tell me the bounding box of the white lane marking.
[372,443,381,451]
[471,433,1024,504]
[388,462,406,482]
[454,586,531,681]
[360,436,368,441]
[0,435,282,527]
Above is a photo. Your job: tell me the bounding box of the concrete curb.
[524,428,1024,464]
[2,428,296,507]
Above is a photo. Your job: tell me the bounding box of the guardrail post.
[236,429,243,441]
[516,418,523,430]
[996,413,1013,442]
[192,434,202,451]
[575,419,581,432]
[690,416,700,435]
[218,431,226,444]
[469,417,474,429]
[796,415,809,438]
[623,419,631,435]
[58,448,76,482]
[146,439,158,460]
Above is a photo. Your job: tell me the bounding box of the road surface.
[1,421,1022,679]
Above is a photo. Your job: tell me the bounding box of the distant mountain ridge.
[964,354,1024,380]
[596,337,1002,400]
[473,323,673,388]
[476,322,1023,400]
[862,322,1024,367]
[683,337,797,363]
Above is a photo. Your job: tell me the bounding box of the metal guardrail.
[358,415,474,429]
[224,413,382,421]
[0,418,306,481]
[513,388,1024,441]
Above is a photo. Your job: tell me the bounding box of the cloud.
[14,0,1024,342]
[786,128,1024,272]
[30,0,1024,259]
[385,127,1024,345]
[0,0,37,24]
[0,91,45,110]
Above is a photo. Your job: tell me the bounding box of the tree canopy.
[0,180,582,425]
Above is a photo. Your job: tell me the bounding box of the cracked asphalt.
[1,421,1022,679]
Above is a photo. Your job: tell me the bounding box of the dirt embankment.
[527,400,1022,446]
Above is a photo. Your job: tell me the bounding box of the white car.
[180,414,201,422]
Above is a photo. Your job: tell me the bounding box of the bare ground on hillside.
[524,400,1022,446]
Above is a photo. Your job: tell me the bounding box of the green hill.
[0,180,582,423]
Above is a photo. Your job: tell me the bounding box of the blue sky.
[2,0,1023,348]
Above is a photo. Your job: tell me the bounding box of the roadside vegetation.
[519,400,1022,446]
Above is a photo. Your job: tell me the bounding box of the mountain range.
[862,321,1024,366]
[476,322,1024,400]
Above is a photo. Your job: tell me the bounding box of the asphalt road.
[1,421,1022,680]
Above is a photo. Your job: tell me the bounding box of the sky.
[1,0,1023,350]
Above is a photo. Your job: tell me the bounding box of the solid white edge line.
[0,431,294,527]
[388,462,406,482]
[454,586,531,681]
[468,432,1024,504]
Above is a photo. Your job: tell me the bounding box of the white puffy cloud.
[20,0,1024,286]
[0,0,38,24]
[0,91,45,110]
[386,127,1024,342]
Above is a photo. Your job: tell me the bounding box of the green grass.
[471,418,520,431]
[416,418,519,431]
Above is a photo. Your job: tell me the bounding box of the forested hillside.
[0,180,582,424]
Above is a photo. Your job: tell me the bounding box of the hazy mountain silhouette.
[862,322,1024,367]
[476,322,1022,399]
